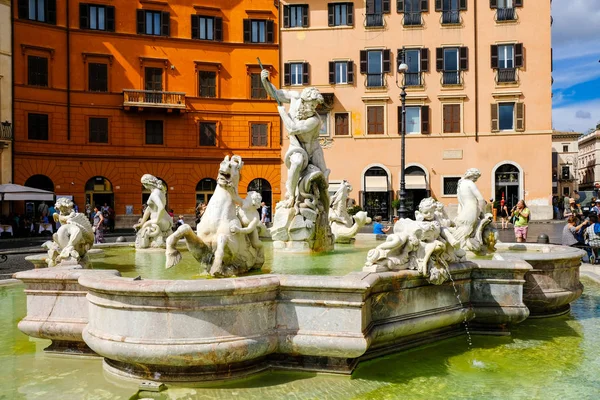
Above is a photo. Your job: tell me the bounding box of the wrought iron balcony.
[404,72,422,87]
[497,68,517,83]
[403,12,422,26]
[442,71,461,85]
[366,73,385,88]
[441,10,460,24]
[496,7,516,22]
[365,13,384,27]
[123,89,186,111]
[0,122,12,141]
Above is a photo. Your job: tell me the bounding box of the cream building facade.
[552,131,580,198]
[279,0,552,220]
[0,0,13,186]
[578,129,600,191]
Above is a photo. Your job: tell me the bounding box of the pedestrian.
[373,216,390,234]
[511,199,530,243]
[564,198,582,219]
[260,202,270,225]
[592,200,600,216]
[499,201,509,230]
[584,214,600,264]
[93,206,105,244]
[562,215,588,246]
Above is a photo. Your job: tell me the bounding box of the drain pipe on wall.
[66,0,71,141]
[474,0,479,143]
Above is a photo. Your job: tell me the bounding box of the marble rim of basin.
[493,242,585,316]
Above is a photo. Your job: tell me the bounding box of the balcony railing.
[497,68,517,83]
[496,7,516,21]
[441,10,460,24]
[366,73,385,88]
[0,124,12,141]
[404,72,422,86]
[123,89,186,110]
[442,70,461,85]
[365,13,384,27]
[403,12,422,26]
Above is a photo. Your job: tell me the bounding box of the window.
[243,19,275,43]
[335,113,350,136]
[563,145,569,152]
[191,15,222,41]
[365,0,390,27]
[28,56,48,87]
[491,102,524,132]
[28,113,48,141]
[145,67,163,103]
[491,0,521,21]
[18,0,56,24]
[198,71,216,98]
[319,113,329,136]
[251,124,268,147]
[89,117,108,143]
[80,4,115,31]
[137,10,170,36]
[284,62,309,86]
[436,47,468,85]
[398,0,427,26]
[367,106,385,135]
[328,61,354,84]
[360,49,391,87]
[561,166,570,180]
[199,123,217,146]
[436,0,466,24]
[398,105,430,134]
[88,63,108,92]
[250,73,267,99]
[328,3,354,26]
[443,177,461,196]
[401,48,429,86]
[491,44,523,83]
[284,5,309,28]
[443,104,461,133]
[145,120,163,145]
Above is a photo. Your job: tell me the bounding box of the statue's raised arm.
[260,69,299,104]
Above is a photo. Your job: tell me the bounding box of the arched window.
[363,167,390,221]
[196,178,217,206]
[494,163,520,208]
[85,176,114,210]
[25,174,54,192]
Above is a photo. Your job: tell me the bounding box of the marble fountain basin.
[13,242,584,383]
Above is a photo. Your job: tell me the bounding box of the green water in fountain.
[2,278,600,399]
[90,240,379,279]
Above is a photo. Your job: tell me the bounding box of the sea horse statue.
[329,180,371,243]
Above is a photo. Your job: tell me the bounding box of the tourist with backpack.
[511,199,530,243]
[584,214,600,264]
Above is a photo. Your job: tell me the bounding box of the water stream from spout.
[445,266,473,348]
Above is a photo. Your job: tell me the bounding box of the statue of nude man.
[260,69,330,207]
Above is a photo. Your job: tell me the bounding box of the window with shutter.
[145,120,164,145]
[329,2,353,26]
[28,56,48,87]
[421,105,430,134]
[198,71,217,98]
[491,103,499,132]
[383,50,391,73]
[459,47,468,70]
[89,117,109,143]
[243,19,251,42]
[334,113,350,136]
[137,10,167,36]
[284,63,291,86]
[283,5,290,28]
[498,102,515,131]
[490,45,499,69]
[266,20,274,43]
[360,51,367,74]
[515,103,525,132]
[367,106,385,135]
[28,113,49,141]
[161,12,170,36]
[436,48,443,71]
[420,48,429,72]
[302,62,310,85]
[246,19,270,43]
[443,104,461,133]
[347,61,354,84]
[20,0,56,24]
[515,43,524,68]
[89,63,108,92]
[251,124,269,147]
[192,16,220,41]
[329,62,335,84]
[200,123,217,147]
[289,63,304,86]
[250,73,267,99]
[80,4,114,31]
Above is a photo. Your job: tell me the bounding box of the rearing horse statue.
[328,180,372,243]
[165,155,264,277]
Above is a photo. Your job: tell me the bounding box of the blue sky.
[551,0,600,133]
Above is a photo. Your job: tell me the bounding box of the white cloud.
[553,99,600,132]
[552,58,600,90]
[576,110,592,119]
[552,0,600,52]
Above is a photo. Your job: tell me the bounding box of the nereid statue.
[261,69,334,251]
[134,174,172,249]
[363,168,497,284]
[43,197,94,267]
[165,155,264,277]
[329,180,371,243]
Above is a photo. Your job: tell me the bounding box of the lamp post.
[396,50,409,219]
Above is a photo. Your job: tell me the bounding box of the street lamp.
[396,49,409,219]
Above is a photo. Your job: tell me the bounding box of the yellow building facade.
[279,0,552,220]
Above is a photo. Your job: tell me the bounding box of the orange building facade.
[12,0,281,225]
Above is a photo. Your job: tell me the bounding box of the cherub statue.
[43,197,94,267]
[134,174,173,249]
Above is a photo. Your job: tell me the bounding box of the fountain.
[134,174,172,250]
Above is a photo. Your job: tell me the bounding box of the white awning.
[365,176,388,192]
[405,175,427,190]
[0,184,54,201]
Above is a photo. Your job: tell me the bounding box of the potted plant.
[391,199,401,217]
